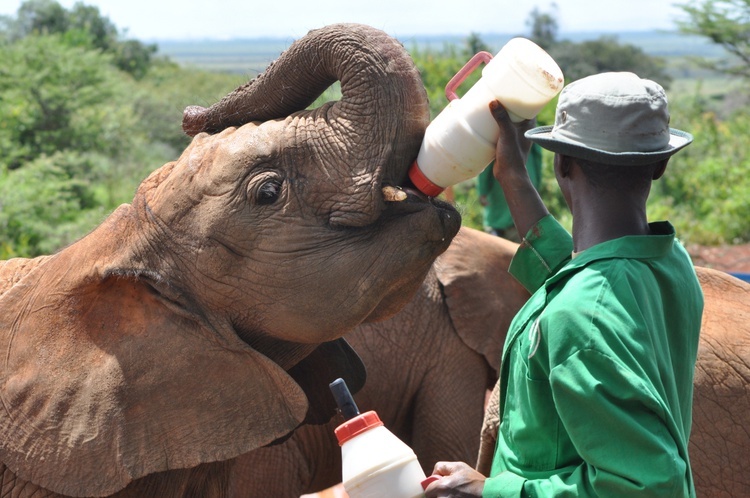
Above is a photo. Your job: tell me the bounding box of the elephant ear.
[0,271,309,497]
[434,227,530,373]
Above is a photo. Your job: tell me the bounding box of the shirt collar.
[551,221,676,285]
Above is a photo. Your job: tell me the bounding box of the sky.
[0,0,687,41]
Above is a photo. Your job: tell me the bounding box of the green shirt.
[483,215,704,497]
[476,143,542,232]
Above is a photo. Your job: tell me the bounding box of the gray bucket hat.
[525,72,693,166]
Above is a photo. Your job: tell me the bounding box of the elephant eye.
[257,179,282,205]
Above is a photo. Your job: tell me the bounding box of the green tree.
[0,151,109,257]
[2,0,157,79]
[549,36,672,87]
[0,34,139,169]
[465,32,490,57]
[68,2,118,51]
[11,0,68,38]
[113,38,157,80]
[133,61,244,151]
[527,4,559,50]
[647,93,750,244]
[677,0,750,78]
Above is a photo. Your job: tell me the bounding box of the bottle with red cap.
[330,378,429,498]
[408,37,564,197]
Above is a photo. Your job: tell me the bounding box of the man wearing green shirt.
[477,143,543,242]
[423,72,704,497]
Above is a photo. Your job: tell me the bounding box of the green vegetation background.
[1,0,749,259]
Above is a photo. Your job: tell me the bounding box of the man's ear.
[555,154,572,178]
[653,159,669,180]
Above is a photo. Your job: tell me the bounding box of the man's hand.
[489,100,535,184]
[423,461,485,498]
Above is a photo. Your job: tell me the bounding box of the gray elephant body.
[0,24,460,497]
[229,227,530,496]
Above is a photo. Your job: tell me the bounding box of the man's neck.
[570,193,650,253]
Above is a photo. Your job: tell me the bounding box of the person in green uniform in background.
[477,143,542,242]
[423,72,704,497]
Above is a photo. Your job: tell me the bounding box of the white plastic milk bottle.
[408,37,564,197]
[330,378,427,498]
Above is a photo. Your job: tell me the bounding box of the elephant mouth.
[379,181,460,239]
[380,184,441,216]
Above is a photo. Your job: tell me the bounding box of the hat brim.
[525,126,693,166]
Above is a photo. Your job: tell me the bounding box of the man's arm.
[489,101,549,239]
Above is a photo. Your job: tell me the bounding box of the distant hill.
[154,30,723,74]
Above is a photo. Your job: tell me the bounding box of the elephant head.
[0,23,460,497]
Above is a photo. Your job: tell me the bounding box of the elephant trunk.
[182,23,431,227]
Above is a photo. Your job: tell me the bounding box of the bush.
[649,95,750,244]
[0,34,140,170]
[0,152,106,256]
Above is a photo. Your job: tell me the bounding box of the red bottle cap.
[408,160,445,197]
[334,410,384,445]
[421,475,441,490]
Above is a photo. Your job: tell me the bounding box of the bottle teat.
[330,377,360,420]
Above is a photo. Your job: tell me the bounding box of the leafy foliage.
[132,61,244,151]
[0,152,106,257]
[649,96,750,244]
[677,0,750,78]
[0,35,138,170]
[0,1,748,259]
[5,0,157,79]
[550,37,672,87]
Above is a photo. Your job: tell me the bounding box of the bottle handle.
[445,51,494,101]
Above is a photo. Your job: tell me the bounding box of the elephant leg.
[230,439,311,498]
[230,421,342,497]
[0,461,233,498]
[410,337,490,473]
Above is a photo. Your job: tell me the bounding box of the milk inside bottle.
[408,37,564,196]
